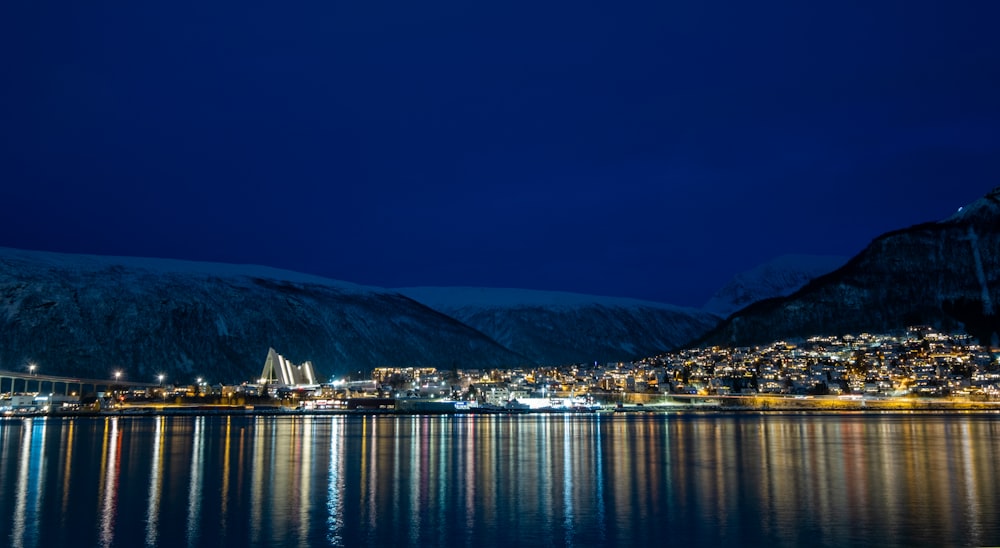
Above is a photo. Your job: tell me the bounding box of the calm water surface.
[1,413,998,547]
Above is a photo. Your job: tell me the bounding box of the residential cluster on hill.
[645,327,999,398]
[359,327,1000,403]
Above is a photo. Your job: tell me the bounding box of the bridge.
[0,369,163,397]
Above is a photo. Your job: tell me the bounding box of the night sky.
[2,2,998,307]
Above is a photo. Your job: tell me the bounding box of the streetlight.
[29,363,36,376]
[114,371,122,408]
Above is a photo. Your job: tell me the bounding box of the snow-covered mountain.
[0,248,719,383]
[0,248,525,383]
[703,255,848,317]
[398,287,721,365]
[696,186,1000,347]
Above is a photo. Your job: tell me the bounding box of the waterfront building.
[259,348,318,388]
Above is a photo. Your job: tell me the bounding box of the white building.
[259,348,319,387]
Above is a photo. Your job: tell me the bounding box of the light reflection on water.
[98,417,119,548]
[326,417,345,546]
[11,417,45,548]
[0,413,998,547]
[186,416,204,547]
[145,416,163,547]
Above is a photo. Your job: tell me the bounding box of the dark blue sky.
[2,1,998,307]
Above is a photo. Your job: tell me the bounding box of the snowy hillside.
[0,248,525,382]
[698,186,1000,347]
[703,255,848,317]
[399,286,706,311]
[945,186,1000,225]
[398,287,720,365]
[0,247,372,291]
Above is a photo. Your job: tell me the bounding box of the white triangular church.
[259,348,318,387]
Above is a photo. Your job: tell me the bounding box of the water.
[1,413,998,548]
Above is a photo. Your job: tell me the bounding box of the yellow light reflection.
[221,417,231,532]
[60,420,75,527]
[251,418,265,546]
[99,418,120,548]
[299,418,312,547]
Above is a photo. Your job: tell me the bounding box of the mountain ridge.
[397,286,720,365]
[693,186,1000,348]
[702,254,848,318]
[0,247,716,382]
[0,247,528,383]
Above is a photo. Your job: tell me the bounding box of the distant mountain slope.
[703,255,848,317]
[398,287,721,365]
[695,186,1000,347]
[0,248,526,383]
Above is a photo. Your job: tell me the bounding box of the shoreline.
[5,395,1000,418]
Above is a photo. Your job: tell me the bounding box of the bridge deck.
[0,369,162,388]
